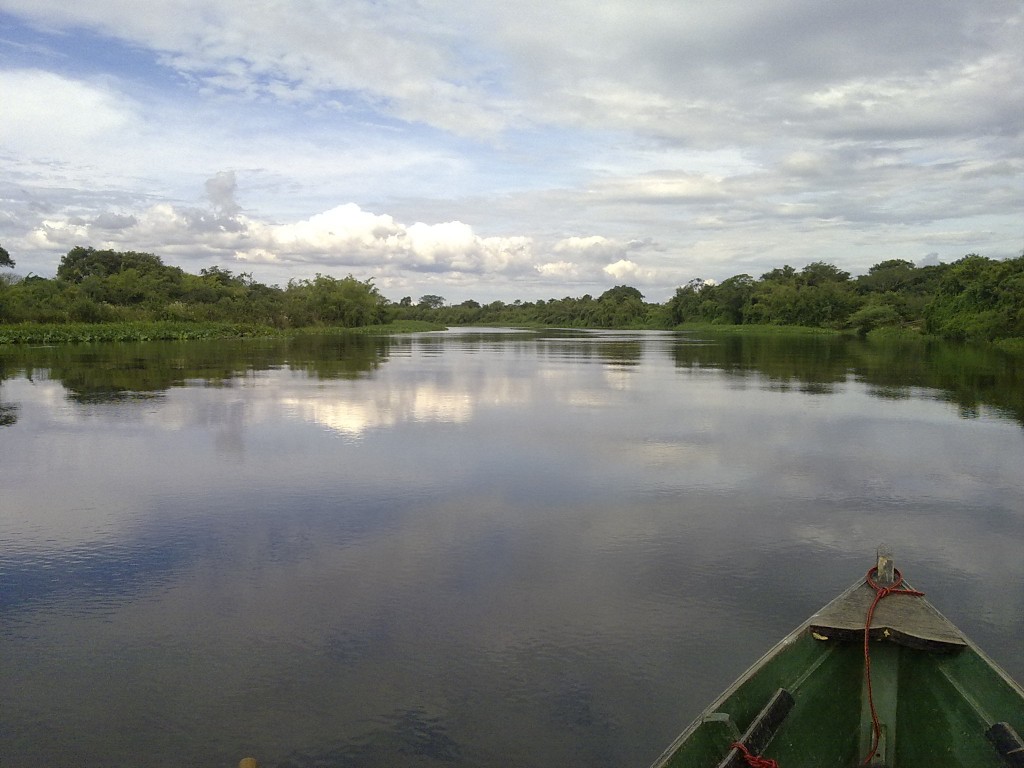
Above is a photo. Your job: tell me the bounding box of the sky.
[0,0,1021,304]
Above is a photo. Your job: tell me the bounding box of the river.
[1,328,1022,767]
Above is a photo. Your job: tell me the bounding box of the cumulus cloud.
[205,171,242,216]
[540,236,684,288]
[536,261,582,279]
[603,259,665,283]
[25,195,538,279]
[1,0,1020,298]
[553,236,632,262]
[258,204,402,256]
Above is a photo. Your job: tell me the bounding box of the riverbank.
[2,319,1021,358]
[0,319,446,345]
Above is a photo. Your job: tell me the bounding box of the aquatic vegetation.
[0,321,280,345]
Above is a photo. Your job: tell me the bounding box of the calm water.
[2,329,1023,767]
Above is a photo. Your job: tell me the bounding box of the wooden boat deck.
[808,577,967,651]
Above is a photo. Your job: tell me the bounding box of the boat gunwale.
[646,575,1024,768]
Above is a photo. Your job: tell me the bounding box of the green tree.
[754,262,858,327]
[848,299,902,336]
[746,281,801,325]
[418,294,446,309]
[0,243,13,268]
[57,246,166,283]
[855,259,949,326]
[924,254,1024,341]
[591,285,648,327]
[707,274,755,324]
[858,259,916,293]
[285,274,386,327]
[761,265,796,283]
[3,275,74,322]
[665,279,711,325]
[797,261,851,286]
[598,285,644,304]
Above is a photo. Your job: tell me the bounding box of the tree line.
[0,246,388,329]
[1,244,1022,343]
[662,257,1024,342]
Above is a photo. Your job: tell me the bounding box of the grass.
[0,319,447,345]
[0,321,283,344]
[674,322,842,336]
[993,337,1024,356]
[3,318,1018,351]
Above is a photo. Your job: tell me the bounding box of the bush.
[848,303,901,336]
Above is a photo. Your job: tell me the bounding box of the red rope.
[730,741,779,768]
[860,566,923,765]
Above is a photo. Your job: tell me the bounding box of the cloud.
[536,261,581,279]
[795,54,1024,141]
[603,259,665,284]
[0,69,137,152]
[91,212,138,231]
[553,236,630,261]
[0,69,150,194]
[10,0,1017,144]
[24,197,539,279]
[588,173,728,205]
[0,0,1020,299]
[1,0,508,137]
[258,204,402,256]
[205,171,242,216]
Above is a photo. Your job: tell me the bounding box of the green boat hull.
[650,572,1024,768]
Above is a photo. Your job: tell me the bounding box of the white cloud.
[8,0,1016,143]
[205,171,241,215]
[536,261,581,279]
[1,69,137,152]
[0,69,150,195]
[0,0,1021,299]
[553,236,608,252]
[262,205,402,255]
[24,196,539,279]
[589,173,728,204]
[1,0,508,137]
[603,259,665,284]
[553,236,630,262]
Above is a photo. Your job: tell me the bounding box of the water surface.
[2,329,1022,767]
